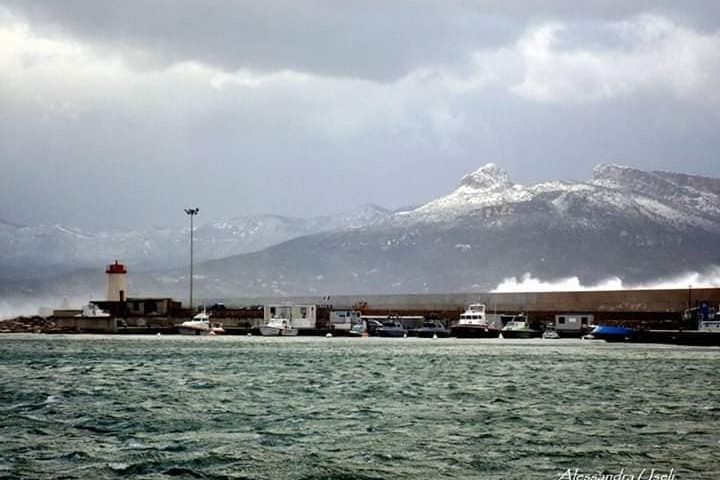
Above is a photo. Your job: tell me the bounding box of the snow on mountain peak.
[459,163,513,191]
[403,163,526,222]
[592,164,651,189]
[401,162,720,228]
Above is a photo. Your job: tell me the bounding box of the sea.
[0,335,718,480]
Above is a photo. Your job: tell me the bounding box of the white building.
[264,304,317,329]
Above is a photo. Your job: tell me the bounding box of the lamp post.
[184,208,199,312]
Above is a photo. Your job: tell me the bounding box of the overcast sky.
[1,1,719,229]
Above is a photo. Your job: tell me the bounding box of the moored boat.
[367,318,407,337]
[631,303,720,346]
[500,316,541,339]
[450,304,500,338]
[259,317,298,336]
[586,325,635,342]
[542,325,561,339]
[415,320,450,338]
[176,310,225,335]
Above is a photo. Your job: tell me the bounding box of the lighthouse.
[106,260,128,302]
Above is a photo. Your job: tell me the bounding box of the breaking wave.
[492,267,720,293]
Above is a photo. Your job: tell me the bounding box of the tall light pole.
[184,207,199,312]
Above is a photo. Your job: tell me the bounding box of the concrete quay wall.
[218,288,720,317]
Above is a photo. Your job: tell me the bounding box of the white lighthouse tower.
[106,260,128,302]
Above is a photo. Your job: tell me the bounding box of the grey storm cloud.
[5,0,720,80]
[1,1,720,229]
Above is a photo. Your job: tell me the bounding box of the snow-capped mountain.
[397,163,593,224]
[397,163,720,232]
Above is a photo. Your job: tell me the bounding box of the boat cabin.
[554,313,593,332]
[458,304,487,325]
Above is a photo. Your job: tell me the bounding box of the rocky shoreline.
[0,316,61,334]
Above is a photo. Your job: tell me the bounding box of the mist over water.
[0,296,89,321]
[0,336,718,479]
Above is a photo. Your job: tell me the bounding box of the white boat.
[692,304,720,332]
[176,310,225,335]
[259,317,299,336]
[75,303,111,318]
[501,317,541,339]
[450,304,500,338]
[542,326,561,339]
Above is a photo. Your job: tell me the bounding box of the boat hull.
[416,330,450,338]
[589,326,635,342]
[371,330,406,337]
[177,327,202,335]
[451,326,500,338]
[177,326,221,336]
[259,326,299,336]
[500,330,541,339]
[632,330,720,346]
[542,332,561,340]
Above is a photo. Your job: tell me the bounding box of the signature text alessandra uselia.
[558,468,677,480]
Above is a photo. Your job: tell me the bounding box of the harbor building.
[264,304,318,329]
[554,313,594,336]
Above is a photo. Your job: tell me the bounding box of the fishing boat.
[259,317,299,336]
[450,304,500,338]
[415,320,450,338]
[631,303,720,346]
[367,318,407,337]
[176,309,225,335]
[500,316,541,339]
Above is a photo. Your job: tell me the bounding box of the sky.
[1,1,719,229]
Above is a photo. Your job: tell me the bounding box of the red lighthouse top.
[106,260,127,274]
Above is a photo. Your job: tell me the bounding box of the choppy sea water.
[0,335,718,480]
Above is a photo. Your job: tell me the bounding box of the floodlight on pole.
[185,207,199,311]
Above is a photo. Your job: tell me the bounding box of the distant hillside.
[0,204,393,281]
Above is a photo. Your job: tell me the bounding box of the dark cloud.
[1,0,517,81]
[4,1,719,80]
[0,1,719,229]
